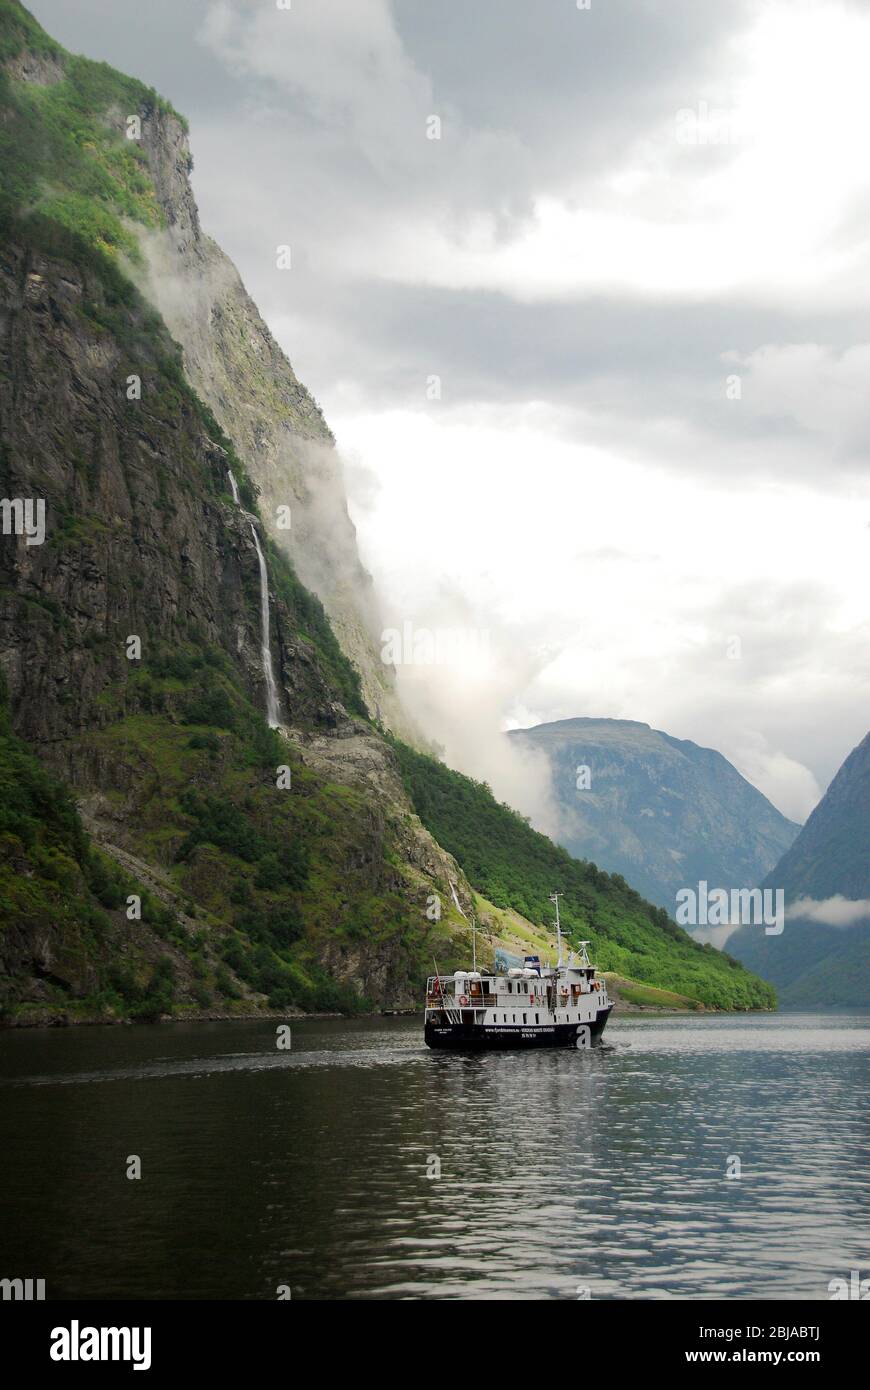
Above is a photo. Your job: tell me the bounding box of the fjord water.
[1,1013,868,1301]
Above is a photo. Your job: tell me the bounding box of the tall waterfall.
[249,523,281,729]
[227,469,240,505]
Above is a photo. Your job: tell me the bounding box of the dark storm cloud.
[392,0,754,180]
[252,273,870,481]
[27,0,240,113]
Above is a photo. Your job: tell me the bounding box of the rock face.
[761,731,870,903]
[727,731,870,1005]
[508,718,799,915]
[126,105,416,741]
[0,241,330,748]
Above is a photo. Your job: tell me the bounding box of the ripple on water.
[0,1011,868,1299]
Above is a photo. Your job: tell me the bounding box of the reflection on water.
[0,1013,868,1300]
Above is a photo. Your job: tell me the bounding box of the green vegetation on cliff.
[0,671,192,1022]
[0,637,383,1022]
[390,739,776,1010]
[0,0,184,260]
[83,640,390,1014]
[0,670,99,927]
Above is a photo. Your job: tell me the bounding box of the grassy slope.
[390,739,776,1010]
[0,2,177,250]
[777,932,870,1008]
[0,672,199,1021]
[88,648,373,1002]
[728,917,870,1009]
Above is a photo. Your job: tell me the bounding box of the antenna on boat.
[471,914,477,973]
[549,891,564,968]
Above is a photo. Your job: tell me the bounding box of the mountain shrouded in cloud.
[507,718,799,915]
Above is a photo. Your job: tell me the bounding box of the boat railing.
[427,991,497,1006]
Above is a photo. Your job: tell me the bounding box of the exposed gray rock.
[124,105,418,742]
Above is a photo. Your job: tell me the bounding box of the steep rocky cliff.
[124,102,415,740]
[728,730,870,1005]
[0,223,471,1016]
[759,730,870,903]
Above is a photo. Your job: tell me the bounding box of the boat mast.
[432,955,458,1025]
[549,891,564,968]
[471,914,477,973]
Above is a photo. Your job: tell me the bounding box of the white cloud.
[725,342,870,460]
[209,0,870,312]
[789,896,870,927]
[199,0,431,170]
[726,737,821,824]
[339,399,870,813]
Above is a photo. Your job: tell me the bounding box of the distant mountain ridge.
[728,730,870,1005]
[508,718,800,915]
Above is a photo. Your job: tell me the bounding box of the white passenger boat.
[424,894,612,1050]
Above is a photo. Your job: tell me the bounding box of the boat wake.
[0,1044,428,1090]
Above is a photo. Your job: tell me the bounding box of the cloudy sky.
[31,0,870,821]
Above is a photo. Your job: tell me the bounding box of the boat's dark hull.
[425,1007,612,1050]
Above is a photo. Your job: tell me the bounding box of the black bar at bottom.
[0,1299,864,1376]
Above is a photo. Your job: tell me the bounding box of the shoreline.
[0,1001,778,1031]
